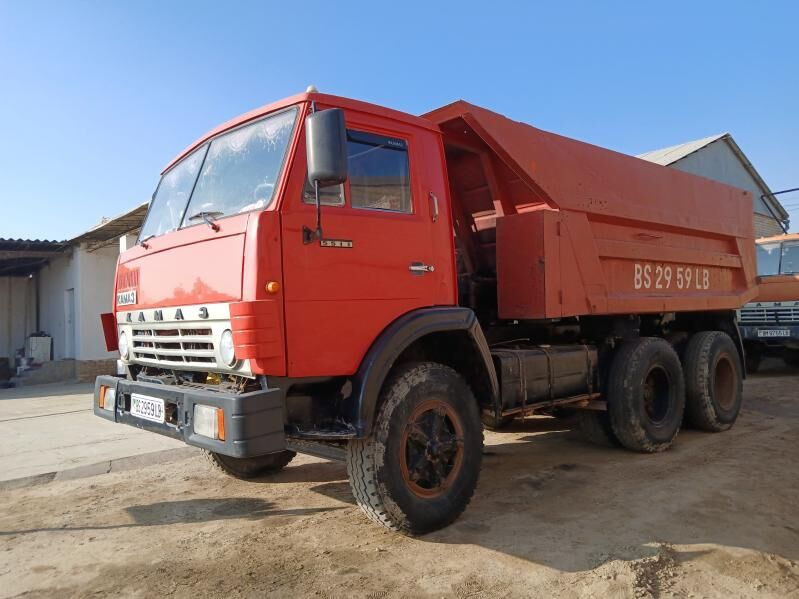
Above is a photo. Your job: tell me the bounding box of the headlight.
[220,329,236,366]
[118,331,129,360]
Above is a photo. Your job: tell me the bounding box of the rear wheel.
[745,347,762,374]
[784,349,799,368]
[203,449,296,479]
[608,338,685,453]
[346,362,483,535]
[683,331,743,432]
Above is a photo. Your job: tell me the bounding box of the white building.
[638,133,789,238]
[0,203,147,384]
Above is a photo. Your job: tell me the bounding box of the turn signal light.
[98,386,115,412]
[194,404,225,440]
[265,281,280,294]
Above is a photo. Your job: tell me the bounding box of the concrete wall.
[75,244,119,360]
[38,244,119,361]
[0,276,37,360]
[38,251,78,360]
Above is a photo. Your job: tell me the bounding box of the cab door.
[281,109,447,377]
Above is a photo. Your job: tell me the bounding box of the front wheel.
[346,362,483,535]
[203,449,296,479]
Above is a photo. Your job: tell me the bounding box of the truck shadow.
[309,407,799,574]
[0,498,342,536]
[432,410,798,572]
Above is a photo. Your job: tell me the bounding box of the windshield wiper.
[187,210,223,231]
[138,234,155,248]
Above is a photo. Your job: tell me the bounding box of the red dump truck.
[94,92,757,534]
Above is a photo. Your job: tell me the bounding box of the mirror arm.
[303,180,323,245]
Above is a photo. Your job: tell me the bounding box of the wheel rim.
[714,355,736,410]
[400,399,465,498]
[643,366,671,424]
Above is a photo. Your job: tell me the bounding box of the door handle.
[409,262,435,275]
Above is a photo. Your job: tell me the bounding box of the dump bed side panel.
[497,210,756,319]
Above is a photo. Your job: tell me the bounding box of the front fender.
[345,307,498,437]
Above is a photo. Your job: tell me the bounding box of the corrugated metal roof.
[636,133,728,166]
[637,133,789,223]
[0,239,68,276]
[0,200,149,275]
[69,201,149,250]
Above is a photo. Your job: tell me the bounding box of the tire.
[203,449,296,479]
[481,412,515,431]
[745,348,762,374]
[608,337,686,453]
[576,410,620,447]
[346,362,483,535]
[683,331,743,432]
[784,349,799,368]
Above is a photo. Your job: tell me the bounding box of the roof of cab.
[162,92,440,174]
[757,232,799,244]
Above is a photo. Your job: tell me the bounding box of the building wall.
[75,244,119,360]
[754,213,785,238]
[668,140,780,220]
[38,251,78,360]
[38,244,119,362]
[0,276,37,360]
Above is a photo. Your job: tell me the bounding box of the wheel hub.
[400,399,464,498]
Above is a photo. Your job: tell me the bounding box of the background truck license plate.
[757,329,791,338]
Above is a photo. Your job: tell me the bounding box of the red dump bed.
[424,101,758,319]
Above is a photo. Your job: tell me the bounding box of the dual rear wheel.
[579,331,742,452]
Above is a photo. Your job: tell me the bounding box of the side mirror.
[305,108,348,187]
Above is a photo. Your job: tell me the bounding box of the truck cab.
[95,91,755,534]
[738,234,799,371]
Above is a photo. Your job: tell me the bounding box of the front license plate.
[130,393,166,423]
[757,329,791,338]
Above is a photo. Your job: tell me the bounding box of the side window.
[302,178,344,206]
[348,130,412,213]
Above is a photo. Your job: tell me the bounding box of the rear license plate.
[130,393,166,423]
[757,329,791,338]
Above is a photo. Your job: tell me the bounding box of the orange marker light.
[217,409,226,441]
[265,281,281,294]
[99,386,107,408]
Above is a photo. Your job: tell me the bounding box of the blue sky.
[1,1,797,240]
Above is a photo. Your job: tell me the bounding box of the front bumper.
[740,325,799,348]
[93,376,286,458]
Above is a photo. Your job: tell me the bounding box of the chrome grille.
[739,304,799,324]
[131,326,217,366]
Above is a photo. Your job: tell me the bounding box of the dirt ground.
[2,361,798,599]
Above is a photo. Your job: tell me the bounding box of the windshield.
[757,242,781,276]
[782,242,799,274]
[138,106,298,241]
[139,145,208,240]
[181,107,297,227]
